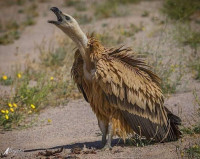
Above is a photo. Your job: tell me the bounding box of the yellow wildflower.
[142,27,145,31]
[175,64,179,68]
[13,103,17,108]
[5,115,9,120]
[5,110,9,114]
[48,119,52,123]
[1,110,5,114]
[8,103,13,107]
[180,152,184,157]
[50,77,54,81]
[148,32,153,38]
[2,75,7,80]
[193,144,198,149]
[31,104,35,109]
[10,108,14,112]
[17,73,22,79]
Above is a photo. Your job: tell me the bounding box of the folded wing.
[95,47,180,141]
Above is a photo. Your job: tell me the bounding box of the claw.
[102,144,112,151]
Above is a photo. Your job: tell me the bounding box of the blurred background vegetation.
[0,0,200,157]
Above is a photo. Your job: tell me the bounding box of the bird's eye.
[65,16,70,21]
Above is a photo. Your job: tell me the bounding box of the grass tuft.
[126,134,154,147]
[185,143,200,159]
[189,58,200,80]
[0,30,20,45]
[72,14,92,25]
[64,0,87,11]
[163,0,200,21]
[0,76,13,86]
[141,11,149,17]
[94,0,139,19]
[0,36,81,130]
[95,32,123,47]
[0,2,38,45]
[174,24,200,55]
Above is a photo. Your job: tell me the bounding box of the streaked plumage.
[71,37,181,141]
[49,7,181,149]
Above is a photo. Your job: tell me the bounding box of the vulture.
[48,7,181,149]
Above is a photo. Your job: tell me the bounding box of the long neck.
[75,32,88,59]
[61,25,94,71]
[62,26,88,60]
[74,32,93,71]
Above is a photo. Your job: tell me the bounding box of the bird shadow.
[24,138,124,153]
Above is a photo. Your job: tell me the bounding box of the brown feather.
[71,36,181,142]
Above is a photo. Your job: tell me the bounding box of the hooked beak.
[48,7,63,25]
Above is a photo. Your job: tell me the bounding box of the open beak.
[48,7,63,25]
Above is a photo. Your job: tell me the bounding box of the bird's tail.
[164,107,182,142]
[121,107,182,142]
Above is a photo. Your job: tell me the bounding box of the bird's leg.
[102,120,113,150]
[98,119,108,146]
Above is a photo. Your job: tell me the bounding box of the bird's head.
[48,7,88,51]
[48,7,79,35]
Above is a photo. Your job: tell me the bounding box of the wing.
[71,50,88,102]
[95,47,178,141]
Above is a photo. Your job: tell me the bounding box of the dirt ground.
[0,94,199,159]
[0,0,200,158]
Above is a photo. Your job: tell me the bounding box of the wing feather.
[71,38,180,141]
[71,50,88,102]
[95,49,167,126]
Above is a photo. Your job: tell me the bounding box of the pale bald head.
[48,7,88,53]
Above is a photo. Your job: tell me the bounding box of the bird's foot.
[102,144,112,151]
[102,139,106,147]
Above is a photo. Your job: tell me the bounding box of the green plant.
[126,134,154,147]
[94,0,139,19]
[23,16,36,26]
[193,125,200,134]
[15,77,52,109]
[2,0,26,6]
[5,21,19,31]
[117,24,142,38]
[174,24,200,55]
[0,2,38,45]
[180,127,194,135]
[160,66,181,94]
[64,0,87,11]
[0,36,81,130]
[0,30,20,45]
[163,0,200,21]
[189,58,200,80]
[95,32,123,47]
[64,0,80,7]
[183,32,200,55]
[181,91,200,135]
[141,11,149,17]
[0,72,52,129]
[94,1,119,19]
[72,14,92,25]
[185,143,200,159]
[0,75,13,86]
[0,67,76,130]
[193,90,200,108]
[150,59,182,94]
[180,126,200,135]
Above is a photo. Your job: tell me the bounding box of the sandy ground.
[0,1,62,74]
[0,92,199,159]
[0,0,200,158]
